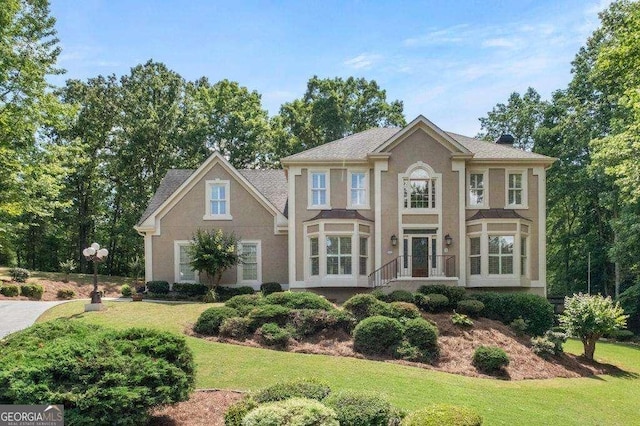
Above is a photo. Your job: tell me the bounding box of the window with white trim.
[404,169,436,209]
[506,171,527,208]
[520,236,527,277]
[326,236,352,275]
[488,236,514,275]
[349,171,368,208]
[175,241,197,283]
[309,171,329,208]
[310,237,319,276]
[359,236,368,275]
[205,180,232,220]
[238,241,260,282]
[469,237,481,275]
[469,172,486,207]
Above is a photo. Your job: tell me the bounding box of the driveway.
[0,301,69,338]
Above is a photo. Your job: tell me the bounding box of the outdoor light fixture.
[390,234,398,246]
[444,234,453,246]
[83,242,109,304]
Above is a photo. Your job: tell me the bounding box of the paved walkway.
[0,300,69,338]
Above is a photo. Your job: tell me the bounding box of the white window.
[359,236,368,275]
[174,241,197,283]
[469,237,481,275]
[349,171,369,208]
[238,241,261,283]
[309,171,330,208]
[488,236,514,275]
[204,180,232,220]
[310,237,319,276]
[326,236,352,275]
[404,169,436,209]
[521,237,527,277]
[468,170,488,208]
[505,170,527,208]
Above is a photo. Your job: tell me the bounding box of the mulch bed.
[149,390,244,426]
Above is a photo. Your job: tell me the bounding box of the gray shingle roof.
[467,208,530,221]
[137,168,288,226]
[281,127,553,162]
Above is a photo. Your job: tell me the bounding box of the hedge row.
[471,292,554,336]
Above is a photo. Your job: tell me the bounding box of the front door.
[411,237,429,277]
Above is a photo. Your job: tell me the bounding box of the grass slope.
[36,301,640,426]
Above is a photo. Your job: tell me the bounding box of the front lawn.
[37,301,640,425]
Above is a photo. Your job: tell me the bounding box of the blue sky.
[50,0,612,136]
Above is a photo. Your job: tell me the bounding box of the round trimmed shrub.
[253,378,331,403]
[388,301,421,319]
[419,294,450,313]
[324,390,400,426]
[0,285,20,297]
[146,280,170,294]
[456,300,485,317]
[472,345,510,373]
[472,292,554,336]
[219,316,251,339]
[289,309,355,337]
[56,289,76,300]
[265,291,333,310]
[386,290,415,303]
[121,284,133,297]
[402,404,482,426]
[225,294,266,316]
[418,285,466,307]
[404,318,439,353]
[225,397,258,426]
[242,398,339,426]
[610,329,635,342]
[353,315,404,355]
[343,293,391,322]
[260,282,282,296]
[20,284,44,300]
[248,304,292,330]
[257,323,291,347]
[193,306,239,335]
[0,320,195,426]
[9,267,30,282]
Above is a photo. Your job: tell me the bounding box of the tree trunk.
[583,335,599,360]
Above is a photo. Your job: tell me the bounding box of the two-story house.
[135,115,555,299]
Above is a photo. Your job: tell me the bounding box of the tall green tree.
[274,76,405,156]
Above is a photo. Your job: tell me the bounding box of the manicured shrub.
[217,285,255,301]
[404,318,439,353]
[9,267,30,283]
[370,289,388,301]
[456,300,484,317]
[610,329,635,341]
[343,293,391,322]
[256,323,291,347]
[531,336,557,358]
[451,312,474,327]
[472,346,509,373]
[242,398,339,426]
[56,289,76,300]
[388,301,421,319]
[418,285,466,308]
[20,284,43,300]
[394,341,429,362]
[219,317,251,339]
[353,315,404,355]
[248,304,292,330]
[289,309,355,337]
[402,404,482,426]
[419,294,450,313]
[224,397,258,426]
[225,294,266,316]
[260,282,282,296]
[173,282,209,297]
[509,317,529,337]
[0,320,194,426]
[324,390,401,426]
[253,378,331,403]
[194,306,240,335]
[0,285,19,297]
[121,284,133,297]
[147,280,170,294]
[386,289,415,303]
[472,292,554,336]
[266,291,333,310]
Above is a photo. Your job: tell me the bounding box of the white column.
[452,160,466,286]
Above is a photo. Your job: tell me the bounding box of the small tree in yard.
[188,229,241,289]
[59,259,77,283]
[560,293,628,360]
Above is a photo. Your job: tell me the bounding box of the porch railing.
[368,255,456,287]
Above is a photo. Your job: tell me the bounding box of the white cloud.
[481,38,518,49]
[403,24,470,46]
[343,53,383,70]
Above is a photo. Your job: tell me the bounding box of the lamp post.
[83,242,108,304]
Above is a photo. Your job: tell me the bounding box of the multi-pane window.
[469,237,481,275]
[310,172,327,206]
[350,172,367,206]
[469,173,485,206]
[179,244,196,282]
[404,169,436,209]
[210,183,227,215]
[507,173,523,205]
[310,237,319,276]
[521,237,527,277]
[240,243,258,281]
[488,236,514,274]
[326,236,352,275]
[359,237,368,275]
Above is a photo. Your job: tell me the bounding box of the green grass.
[37,301,640,425]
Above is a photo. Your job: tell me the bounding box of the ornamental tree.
[188,229,241,288]
[559,293,628,360]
